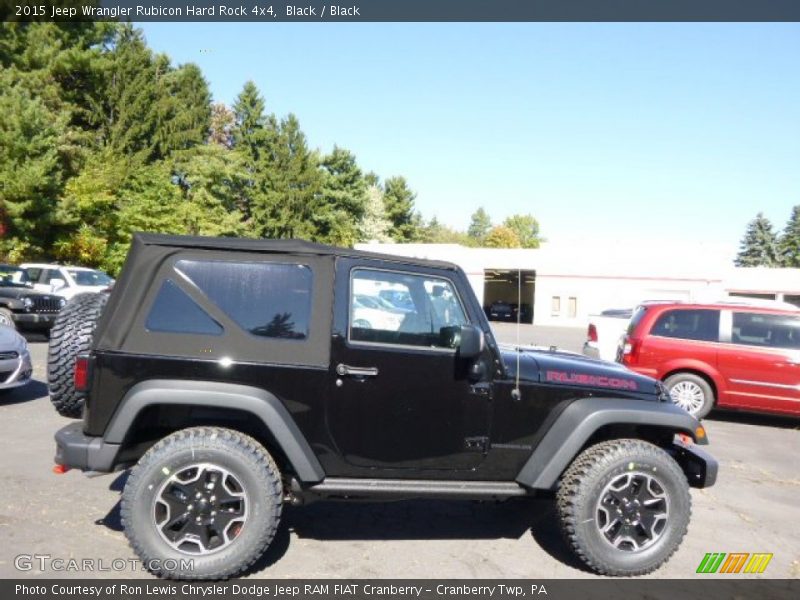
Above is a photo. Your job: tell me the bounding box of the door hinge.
[465,436,490,453]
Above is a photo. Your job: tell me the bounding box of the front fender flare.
[516,397,702,490]
[105,379,325,483]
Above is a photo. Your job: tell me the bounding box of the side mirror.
[50,278,66,291]
[458,324,484,359]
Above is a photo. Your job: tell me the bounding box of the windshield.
[0,265,31,287]
[67,269,113,287]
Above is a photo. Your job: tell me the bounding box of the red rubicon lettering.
[545,370,637,390]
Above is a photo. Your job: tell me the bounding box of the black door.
[326,261,491,473]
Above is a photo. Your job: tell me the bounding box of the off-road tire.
[0,307,15,329]
[47,292,108,418]
[556,439,691,576]
[664,372,715,420]
[121,427,283,580]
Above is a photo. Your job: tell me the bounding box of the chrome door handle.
[336,363,379,377]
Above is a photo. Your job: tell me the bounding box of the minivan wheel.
[665,373,714,419]
[556,439,691,576]
[121,427,282,580]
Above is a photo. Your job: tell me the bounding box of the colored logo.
[696,552,773,574]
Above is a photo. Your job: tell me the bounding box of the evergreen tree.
[467,207,492,243]
[155,62,212,157]
[383,176,419,242]
[316,146,367,246]
[735,213,780,267]
[503,214,543,248]
[778,205,800,268]
[255,114,322,240]
[0,77,65,257]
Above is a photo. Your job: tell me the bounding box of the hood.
[499,344,662,400]
[0,324,26,349]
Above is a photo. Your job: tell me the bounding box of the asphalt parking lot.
[0,326,797,579]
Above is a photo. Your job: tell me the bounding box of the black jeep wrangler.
[53,233,716,579]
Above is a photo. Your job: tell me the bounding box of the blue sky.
[138,23,800,250]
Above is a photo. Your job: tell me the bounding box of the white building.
[356,240,800,326]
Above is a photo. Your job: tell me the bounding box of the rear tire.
[47,292,108,418]
[664,372,714,419]
[556,439,691,576]
[121,427,283,580]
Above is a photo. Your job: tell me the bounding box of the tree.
[484,226,522,248]
[778,205,800,268]
[254,114,322,240]
[155,62,212,157]
[383,176,420,242]
[316,146,368,246]
[735,213,780,267]
[422,217,472,245]
[503,213,543,248]
[467,207,492,243]
[208,102,235,147]
[0,78,65,257]
[359,185,392,242]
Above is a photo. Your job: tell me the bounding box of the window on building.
[651,309,720,342]
[729,292,777,301]
[175,260,313,340]
[551,296,561,316]
[784,295,800,309]
[731,312,800,349]
[568,297,577,318]
[146,279,223,336]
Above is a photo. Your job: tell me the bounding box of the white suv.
[21,264,114,300]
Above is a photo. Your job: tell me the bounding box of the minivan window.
[651,309,720,342]
[627,306,648,335]
[732,312,800,349]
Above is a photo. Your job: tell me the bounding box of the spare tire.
[47,292,109,418]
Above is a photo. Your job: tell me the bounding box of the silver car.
[0,325,32,390]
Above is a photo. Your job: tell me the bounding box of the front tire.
[121,427,283,579]
[556,439,691,576]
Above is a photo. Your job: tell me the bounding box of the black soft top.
[92,233,460,359]
[134,233,458,270]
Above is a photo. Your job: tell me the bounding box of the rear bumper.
[54,422,119,472]
[672,438,718,488]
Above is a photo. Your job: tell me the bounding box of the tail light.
[74,355,89,392]
[620,336,641,366]
[587,323,598,343]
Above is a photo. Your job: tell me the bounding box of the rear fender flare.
[105,379,325,483]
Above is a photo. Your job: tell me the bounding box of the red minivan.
[618,301,800,419]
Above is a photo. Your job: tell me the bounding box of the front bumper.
[12,312,58,329]
[0,349,32,390]
[672,438,718,488]
[54,422,119,472]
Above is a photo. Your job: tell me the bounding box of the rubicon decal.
[545,370,638,390]
[696,552,773,574]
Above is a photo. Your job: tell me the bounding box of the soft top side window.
[349,268,467,349]
[176,259,313,340]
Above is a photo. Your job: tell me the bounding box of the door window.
[350,269,467,348]
[651,309,720,342]
[731,312,800,349]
